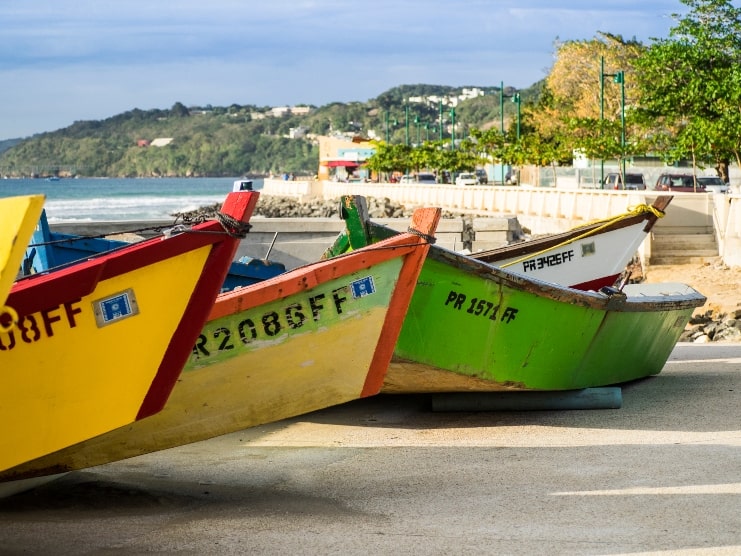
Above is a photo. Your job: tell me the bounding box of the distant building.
[270,106,291,117]
[269,105,313,117]
[150,138,174,147]
[290,106,312,116]
[317,135,375,181]
[136,139,150,147]
[288,127,308,139]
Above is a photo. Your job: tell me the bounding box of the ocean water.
[0,177,263,222]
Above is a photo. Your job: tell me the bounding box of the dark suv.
[603,172,646,190]
[654,174,707,193]
[474,169,488,185]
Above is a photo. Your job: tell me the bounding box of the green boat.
[325,196,707,393]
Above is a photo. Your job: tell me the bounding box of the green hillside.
[0,83,542,178]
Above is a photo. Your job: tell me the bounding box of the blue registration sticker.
[93,288,139,327]
[350,276,376,299]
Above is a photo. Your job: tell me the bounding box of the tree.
[534,34,644,139]
[634,0,741,180]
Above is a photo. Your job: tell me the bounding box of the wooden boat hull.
[382,247,706,393]
[0,204,440,483]
[477,217,658,290]
[372,196,672,291]
[0,191,258,475]
[0,195,45,306]
[319,195,703,393]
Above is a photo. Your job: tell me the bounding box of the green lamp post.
[385,111,397,143]
[405,104,410,146]
[500,84,521,139]
[511,93,521,140]
[600,56,626,186]
[450,107,456,150]
[438,100,444,141]
[500,80,505,134]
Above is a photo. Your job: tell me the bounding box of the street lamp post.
[405,104,410,146]
[615,71,626,180]
[600,56,626,185]
[511,93,521,140]
[450,108,456,150]
[424,123,436,142]
[500,80,505,134]
[385,111,397,143]
[414,115,420,145]
[439,100,444,141]
[500,85,521,140]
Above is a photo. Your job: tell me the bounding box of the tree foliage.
[634,0,741,178]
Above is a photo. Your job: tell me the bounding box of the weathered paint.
[471,196,672,290]
[0,191,259,474]
[323,195,703,393]
[369,196,673,292]
[384,248,705,392]
[0,195,45,307]
[0,247,210,471]
[0,206,441,483]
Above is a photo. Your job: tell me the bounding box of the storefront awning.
[325,160,359,167]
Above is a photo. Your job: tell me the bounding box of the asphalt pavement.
[1,343,739,555]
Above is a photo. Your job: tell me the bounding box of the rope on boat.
[27,211,251,249]
[406,227,437,244]
[26,222,180,248]
[500,203,666,269]
[216,211,252,238]
[0,305,19,334]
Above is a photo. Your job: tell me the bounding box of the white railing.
[260,178,740,266]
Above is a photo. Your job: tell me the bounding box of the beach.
[0,343,739,554]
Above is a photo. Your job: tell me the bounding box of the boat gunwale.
[208,216,440,321]
[426,243,706,313]
[470,195,673,263]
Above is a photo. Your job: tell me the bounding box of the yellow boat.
[0,201,441,486]
[0,195,45,309]
[0,190,259,484]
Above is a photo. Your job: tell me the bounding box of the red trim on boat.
[570,273,621,292]
[137,191,260,418]
[5,190,260,422]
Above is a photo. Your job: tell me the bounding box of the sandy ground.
[1,343,739,554]
[641,257,741,318]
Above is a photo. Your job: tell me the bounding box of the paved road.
[1,343,739,555]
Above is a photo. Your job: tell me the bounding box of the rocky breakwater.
[682,308,741,343]
[173,195,461,221]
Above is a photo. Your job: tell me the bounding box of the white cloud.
[0,0,680,138]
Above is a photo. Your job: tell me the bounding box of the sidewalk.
[1,343,739,555]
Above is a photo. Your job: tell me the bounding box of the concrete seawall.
[262,178,741,268]
[51,183,741,269]
[52,216,520,271]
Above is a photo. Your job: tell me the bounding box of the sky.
[1,0,685,140]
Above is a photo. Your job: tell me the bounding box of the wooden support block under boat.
[430,387,623,411]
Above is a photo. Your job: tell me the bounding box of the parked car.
[603,172,646,190]
[455,172,478,186]
[697,176,729,194]
[474,169,488,185]
[654,173,707,193]
[417,172,437,184]
[399,173,437,184]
